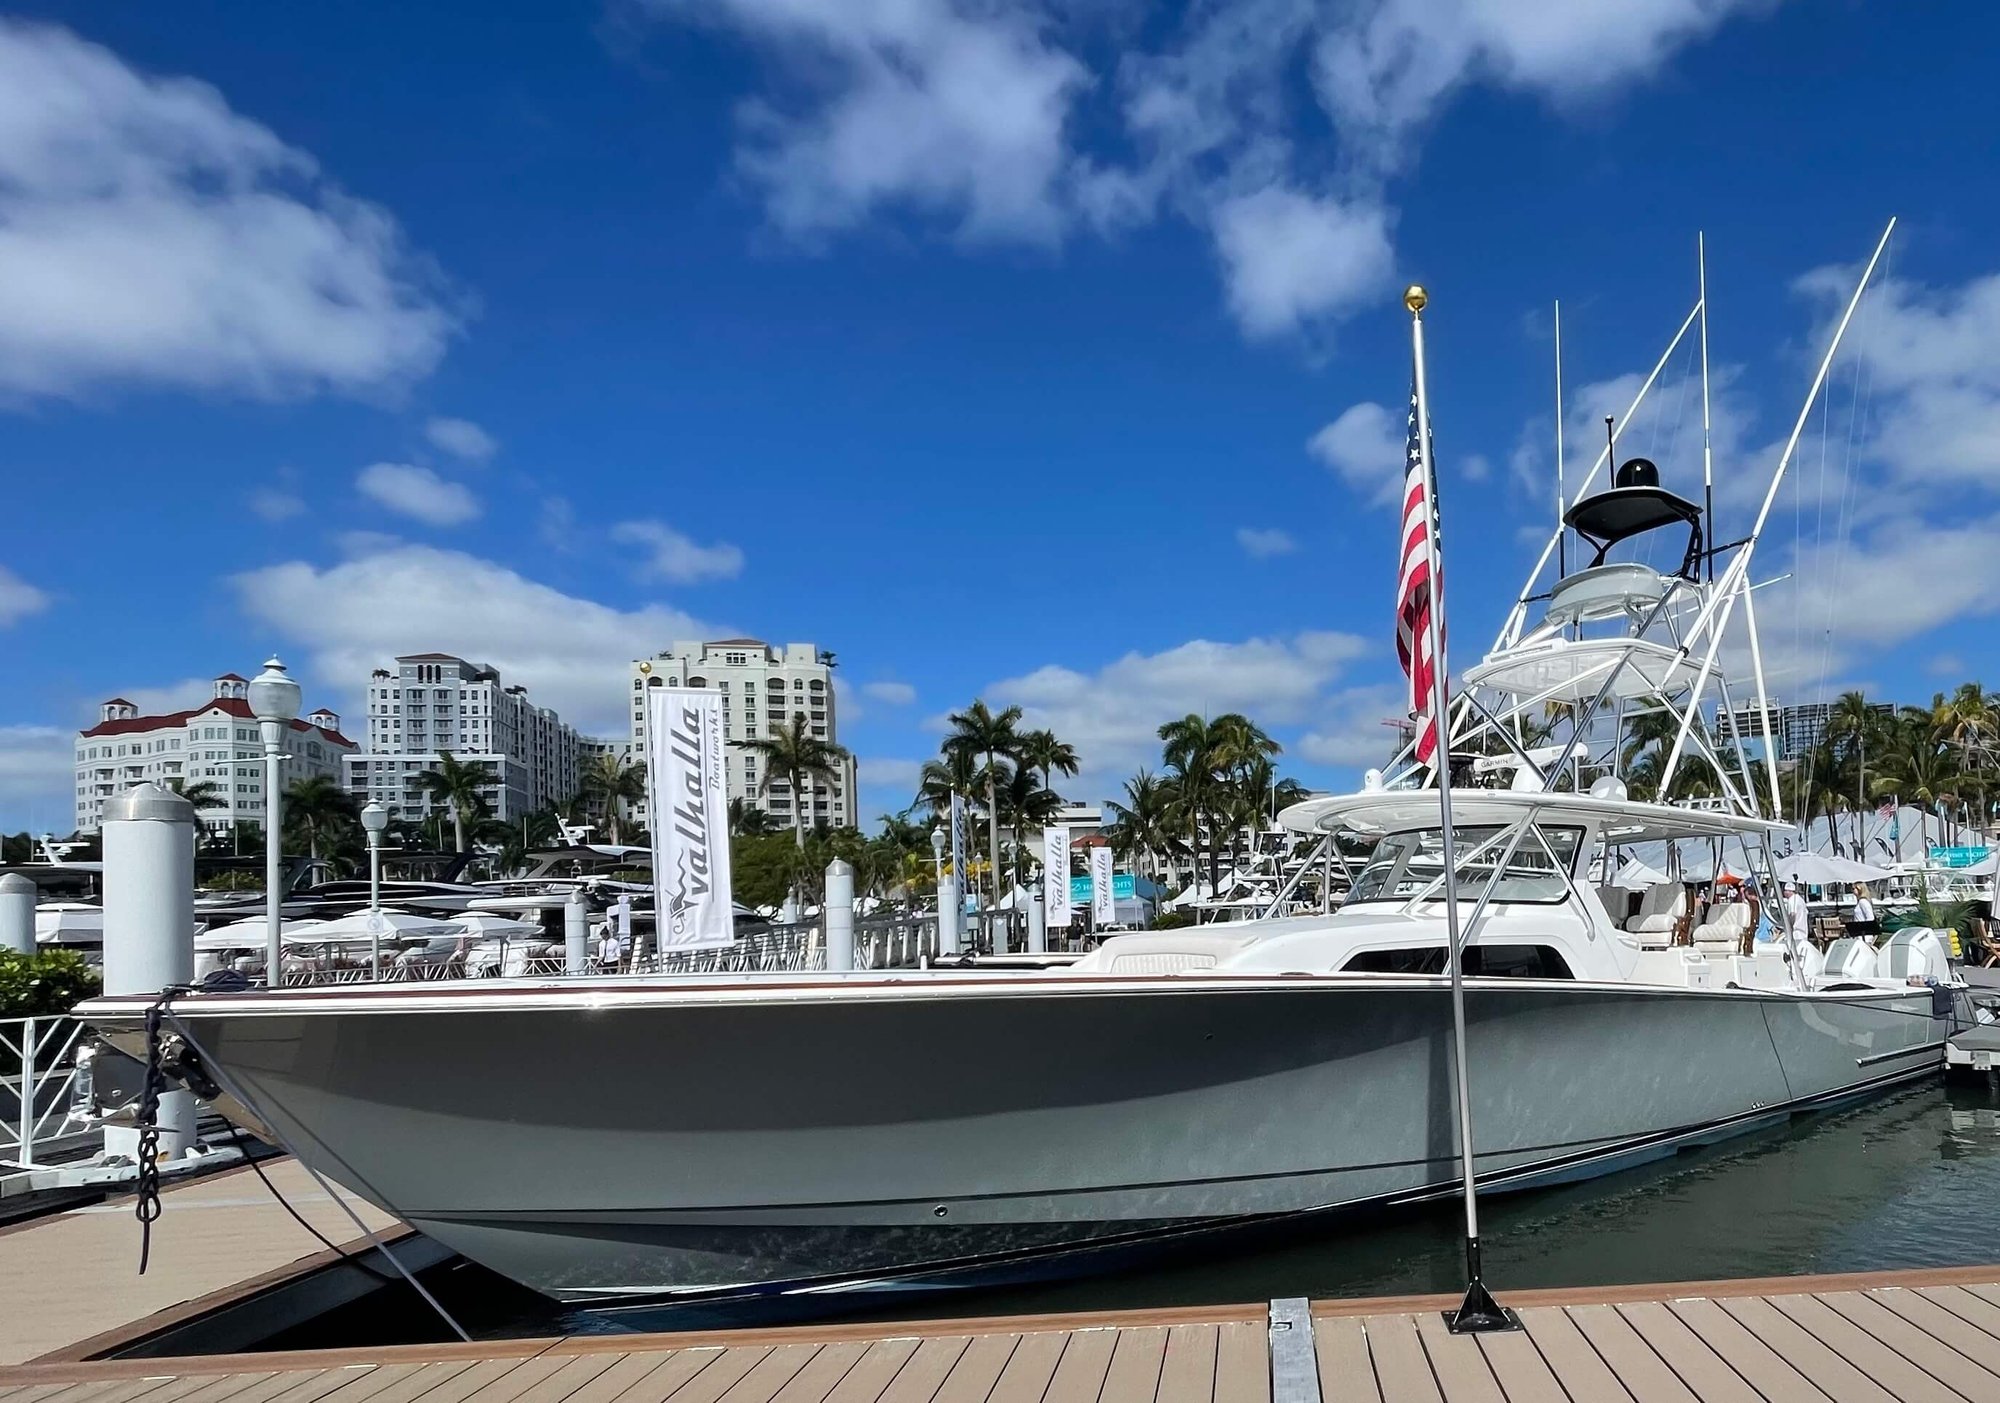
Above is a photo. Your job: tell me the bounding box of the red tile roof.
[101,697,135,708]
[80,697,355,747]
[214,673,248,683]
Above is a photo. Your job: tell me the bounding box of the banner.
[1072,873,1136,904]
[1045,826,1072,927]
[1091,847,1115,925]
[646,687,735,949]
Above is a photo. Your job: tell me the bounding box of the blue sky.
[4,0,2000,833]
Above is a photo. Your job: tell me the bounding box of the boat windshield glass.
[1346,825,1582,905]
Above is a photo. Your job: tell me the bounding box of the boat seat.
[1692,902,1750,954]
[1596,886,1635,929]
[1627,882,1686,935]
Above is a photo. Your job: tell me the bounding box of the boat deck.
[9,1268,2000,1402]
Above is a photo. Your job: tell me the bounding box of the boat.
[79,225,1967,1318]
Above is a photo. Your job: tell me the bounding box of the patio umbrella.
[1612,858,1668,890]
[1777,852,1848,885]
[296,909,459,972]
[1823,854,1895,883]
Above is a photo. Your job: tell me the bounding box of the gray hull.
[86,976,1945,1306]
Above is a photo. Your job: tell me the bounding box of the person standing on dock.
[1782,882,1810,952]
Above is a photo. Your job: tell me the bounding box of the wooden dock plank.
[715,1347,822,1403]
[431,1359,578,1403]
[878,1340,972,1403]
[1410,1316,1500,1403]
[767,1344,870,1403]
[1814,1292,2000,1401]
[1614,1302,1762,1403]
[1764,1295,1963,1403]
[1964,1284,2000,1312]
[1713,1298,1896,1403]
[1661,1299,1831,1403]
[1155,1325,1218,1403]
[202,1374,342,1403]
[1044,1332,1119,1403]
[551,1356,688,1403]
[1913,1286,2000,1342]
[1310,1318,1378,1403]
[1098,1329,1167,1403]
[1210,1324,1267,1403]
[661,1350,773,1403]
[986,1334,1066,1403]
[1352,1319,1436,1403]
[1563,1305,1694,1403]
[931,1336,1019,1403]
[1468,1329,1565,1403]
[343,1362,483,1403]
[820,1340,922,1403]
[1515,1308,1631,1403]
[1866,1290,2000,1375]
[500,1355,629,1403]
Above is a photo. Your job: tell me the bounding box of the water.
[261,1077,2000,1351]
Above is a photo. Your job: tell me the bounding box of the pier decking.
[9,1269,2000,1401]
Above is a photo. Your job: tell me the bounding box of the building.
[629,640,858,830]
[1714,698,1893,762]
[342,654,582,824]
[75,674,353,834]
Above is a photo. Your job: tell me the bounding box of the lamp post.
[930,824,946,891]
[361,801,388,979]
[248,657,301,987]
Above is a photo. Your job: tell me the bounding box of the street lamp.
[248,656,301,986]
[930,824,947,894]
[361,801,389,979]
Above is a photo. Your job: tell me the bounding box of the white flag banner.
[1091,846,1115,925]
[646,687,735,950]
[1045,826,1072,928]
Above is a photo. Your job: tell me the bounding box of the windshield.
[1347,825,1582,905]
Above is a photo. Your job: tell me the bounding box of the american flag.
[1396,382,1444,764]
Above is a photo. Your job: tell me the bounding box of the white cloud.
[249,484,305,522]
[539,496,579,553]
[1313,0,1778,170]
[116,677,215,718]
[862,680,917,705]
[0,565,50,626]
[0,724,73,830]
[1235,527,1297,559]
[612,519,745,584]
[985,630,1369,797]
[1308,401,1404,508]
[651,0,1086,244]
[1297,682,1407,768]
[638,0,1768,346]
[1928,653,1965,679]
[425,416,497,462]
[356,462,481,526]
[231,541,716,736]
[0,20,457,401]
[1209,187,1394,340]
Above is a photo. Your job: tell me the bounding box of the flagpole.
[1407,284,1516,1335]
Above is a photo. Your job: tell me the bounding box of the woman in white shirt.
[1848,882,1879,939]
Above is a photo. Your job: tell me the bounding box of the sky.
[4,0,2000,834]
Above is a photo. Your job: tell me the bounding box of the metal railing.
[1,1016,92,1169]
[275,912,943,987]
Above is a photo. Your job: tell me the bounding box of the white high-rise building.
[342,654,582,823]
[74,674,354,834]
[629,640,858,830]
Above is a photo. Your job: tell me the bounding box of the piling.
[938,874,961,956]
[0,872,34,955]
[1028,881,1047,954]
[563,890,589,975]
[824,859,855,971]
[100,781,196,1161]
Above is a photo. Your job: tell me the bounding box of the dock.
[9,1161,2000,1398]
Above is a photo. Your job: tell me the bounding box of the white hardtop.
[1277,787,1790,844]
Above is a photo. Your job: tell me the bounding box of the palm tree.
[1105,769,1175,884]
[1829,691,1881,824]
[412,751,492,853]
[1018,729,1079,796]
[734,715,852,854]
[728,797,778,836]
[581,753,647,843]
[285,774,359,864]
[944,701,1024,923]
[166,777,226,811]
[1158,714,1224,894]
[914,747,979,818]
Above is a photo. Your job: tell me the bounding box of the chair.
[1692,902,1750,955]
[1627,882,1686,936]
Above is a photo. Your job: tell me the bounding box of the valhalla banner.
[1044,826,1072,928]
[646,687,735,949]
[1090,846,1115,925]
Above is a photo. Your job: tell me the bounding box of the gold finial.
[639,661,652,675]
[1404,284,1428,314]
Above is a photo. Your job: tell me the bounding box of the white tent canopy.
[1612,858,1668,890]
[298,910,458,945]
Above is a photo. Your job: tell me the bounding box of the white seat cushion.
[1628,882,1686,934]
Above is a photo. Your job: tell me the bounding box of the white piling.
[0,873,34,955]
[1027,882,1046,954]
[825,859,855,971]
[100,782,196,1161]
[938,875,961,956]
[564,889,589,975]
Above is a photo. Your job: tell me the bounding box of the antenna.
[1554,301,1566,578]
[1698,231,1714,582]
[1604,416,1616,478]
